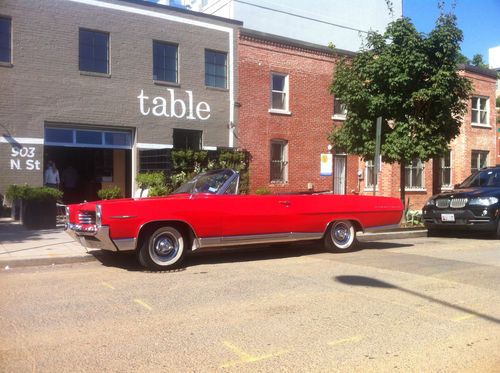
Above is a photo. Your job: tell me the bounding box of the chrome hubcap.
[153,235,178,261]
[333,223,350,245]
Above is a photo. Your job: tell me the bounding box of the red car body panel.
[67,192,403,243]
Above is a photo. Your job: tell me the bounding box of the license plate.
[441,213,455,222]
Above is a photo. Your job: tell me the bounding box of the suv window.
[459,169,500,188]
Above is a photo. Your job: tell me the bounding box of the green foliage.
[6,184,62,203]
[455,52,469,65]
[169,149,249,194]
[330,13,472,200]
[136,171,166,189]
[471,54,488,68]
[255,187,272,195]
[149,185,171,197]
[496,96,500,108]
[97,186,122,200]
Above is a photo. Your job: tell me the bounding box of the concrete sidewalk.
[0,217,427,269]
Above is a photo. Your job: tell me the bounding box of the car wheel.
[138,226,186,270]
[324,220,357,252]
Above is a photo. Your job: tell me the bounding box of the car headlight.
[96,204,102,226]
[425,199,435,206]
[469,197,499,206]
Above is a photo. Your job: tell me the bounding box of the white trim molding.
[0,136,44,145]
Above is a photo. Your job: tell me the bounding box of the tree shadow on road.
[335,275,500,325]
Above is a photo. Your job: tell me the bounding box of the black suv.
[423,167,500,236]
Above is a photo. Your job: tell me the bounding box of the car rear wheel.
[138,226,186,270]
[324,220,357,252]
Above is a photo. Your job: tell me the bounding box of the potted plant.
[19,186,62,229]
[97,186,122,200]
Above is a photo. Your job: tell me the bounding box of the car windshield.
[458,169,500,188]
[172,169,236,194]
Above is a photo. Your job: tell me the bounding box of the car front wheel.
[324,220,357,253]
[138,226,186,270]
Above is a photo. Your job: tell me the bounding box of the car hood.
[432,187,500,199]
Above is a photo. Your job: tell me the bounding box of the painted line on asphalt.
[134,299,153,311]
[452,314,476,322]
[219,341,288,368]
[101,282,115,290]
[328,335,363,346]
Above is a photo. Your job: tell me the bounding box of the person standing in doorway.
[44,161,60,189]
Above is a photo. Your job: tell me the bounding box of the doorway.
[334,155,346,195]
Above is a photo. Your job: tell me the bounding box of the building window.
[153,41,178,83]
[173,129,202,150]
[205,50,227,88]
[405,158,424,189]
[139,149,170,172]
[79,29,109,74]
[45,127,131,149]
[333,97,347,120]
[0,17,11,64]
[270,139,288,183]
[439,151,452,188]
[270,73,289,112]
[471,96,489,126]
[471,150,488,173]
[365,159,379,189]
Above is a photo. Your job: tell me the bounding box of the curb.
[1,254,98,269]
[1,230,428,269]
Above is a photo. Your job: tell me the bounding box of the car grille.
[436,199,450,208]
[450,198,468,208]
[78,211,96,225]
[435,198,468,209]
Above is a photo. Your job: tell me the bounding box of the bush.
[6,184,62,203]
[136,171,166,189]
[255,187,272,195]
[149,185,171,197]
[496,96,500,108]
[97,186,122,200]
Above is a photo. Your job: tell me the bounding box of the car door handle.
[278,200,291,206]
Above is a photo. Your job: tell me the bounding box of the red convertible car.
[66,169,403,270]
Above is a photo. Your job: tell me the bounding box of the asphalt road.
[1,235,499,372]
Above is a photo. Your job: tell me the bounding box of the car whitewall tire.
[138,226,186,270]
[324,220,357,252]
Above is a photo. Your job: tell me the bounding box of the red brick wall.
[238,33,344,193]
[361,69,497,209]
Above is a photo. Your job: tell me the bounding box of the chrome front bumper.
[65,224,120,252]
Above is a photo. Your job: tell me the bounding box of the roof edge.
[116,0,243,26]
[240,28,356,57]
[458,64,498,79]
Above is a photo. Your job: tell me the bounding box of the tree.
[471,54,488,68]
[329,13,472,203]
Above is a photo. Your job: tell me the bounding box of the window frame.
[270,139,288,183]
[405,158,425,190]
[0,16,12,65]
[173,128,203,151]
[471,96,490,127]
[269,72,290,114]
[332,97,347,120]
[204,49,227,89]
[471,150,489,174]
[364,157,381,191]
[439,151,452,190]
[153,40,178,84]
[79,28,110,75]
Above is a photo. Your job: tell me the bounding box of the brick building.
[238,29,358,194]
[238,30,498,209]
[0,0,240,202]
[359,65,498,209]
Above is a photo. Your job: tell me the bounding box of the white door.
[334,155,346,195]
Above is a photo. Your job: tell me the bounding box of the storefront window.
[45,127,131,149]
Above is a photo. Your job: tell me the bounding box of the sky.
[404,0,500,65]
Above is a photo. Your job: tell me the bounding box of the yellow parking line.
[452,314,476,322]
[328,335,363,346]
[101,282,115,290]
[134,299,153,311]
[219,341,288,368]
